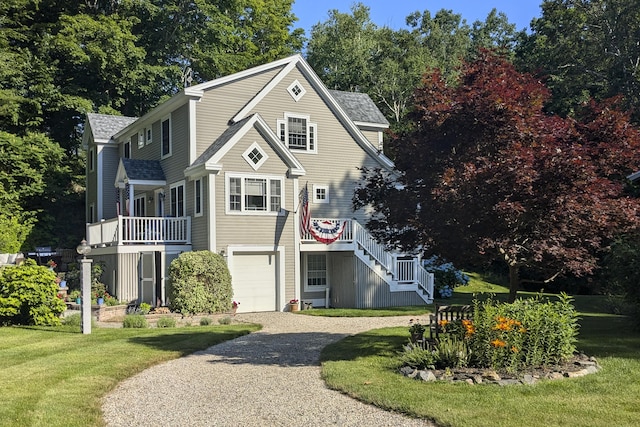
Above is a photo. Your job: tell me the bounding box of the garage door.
[231,252,277,312]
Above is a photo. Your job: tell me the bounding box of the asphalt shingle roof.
[121,158,165,182]
[329,90,389,126]
[87,113,138,141]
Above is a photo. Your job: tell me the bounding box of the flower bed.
[399,293,585,383]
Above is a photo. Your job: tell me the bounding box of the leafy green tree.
[517,0,640,121]
[354,51,640,302]
[306,3,519,132]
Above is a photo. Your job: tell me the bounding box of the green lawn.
[319,277,640,427]
[0,323,260,427]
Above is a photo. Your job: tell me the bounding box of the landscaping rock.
[400,353,601,385]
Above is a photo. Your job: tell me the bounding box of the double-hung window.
[277,113,317,153]
[133,195,146,217]
[169,181,185,217]
[227,174,283,214]
[306,254,328,289]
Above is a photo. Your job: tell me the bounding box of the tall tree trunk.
[508,263,519,303]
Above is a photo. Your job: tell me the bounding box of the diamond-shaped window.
[243,142,268,170]
[288,80,306,102]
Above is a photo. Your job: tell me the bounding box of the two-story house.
[82,54,434,312]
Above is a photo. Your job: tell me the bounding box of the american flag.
[299,184,310,238]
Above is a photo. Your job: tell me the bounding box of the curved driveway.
[103,312,435,427]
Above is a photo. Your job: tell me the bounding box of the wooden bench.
[429,304,473,339]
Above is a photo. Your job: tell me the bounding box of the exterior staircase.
[352,221,434,304]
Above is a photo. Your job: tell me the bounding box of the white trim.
[161,115,172,159]
[194,178,203,217]
[226,245,286,311]
[189,98,198,164]
[231,60,299,123]
[154,188,165,217]
[224,172,285,216]
[184,113,305,178]
[278,113,318,154]
[312,184,329,204]
[242,141,269,171]
[293,179,301,306]
[208,175,216,252]
[137,130,145,148]
[145,127,152,145]
[287,79,306,102]
[304,253,329,293]
[95,145,103,220]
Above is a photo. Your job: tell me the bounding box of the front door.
[139,252,155,305]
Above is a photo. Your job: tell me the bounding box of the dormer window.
[242,142,268,170]
[287,80,306,102]
[277,113,317,153]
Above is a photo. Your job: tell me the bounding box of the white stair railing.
[353,220,434,303]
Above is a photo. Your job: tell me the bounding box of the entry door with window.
[139,252,155,305]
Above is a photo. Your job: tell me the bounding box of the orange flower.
[462,319,475,336]
[438,319,449,327]
[490,339,507,348]
[511,346,519,353]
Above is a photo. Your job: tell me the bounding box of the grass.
[319,275,640,427]
[0,323,260,427]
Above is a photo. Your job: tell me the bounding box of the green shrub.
[433,336,471,369]
[122,314,148,328]
[156,316,176,328]
[0,259,66,326]
[139,302,151,315]
[218,316,231,325]
[199,317,212,326]
[398,342,436,370]
[468,294,579,372]
[168,251,233,315]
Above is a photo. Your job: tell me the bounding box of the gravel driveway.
[102,312,435,427]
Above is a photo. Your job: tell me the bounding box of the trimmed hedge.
[168,251,233,315]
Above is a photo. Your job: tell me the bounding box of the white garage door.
[231,252,277,312]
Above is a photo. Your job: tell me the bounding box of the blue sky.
[291,1,543,35]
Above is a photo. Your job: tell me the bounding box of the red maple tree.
[355,50,640,301]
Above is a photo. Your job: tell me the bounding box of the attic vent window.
[243,142,268,171]
[287,80,306,102]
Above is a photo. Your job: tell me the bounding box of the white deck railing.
[301,218,353,243]
[86,216,192,247]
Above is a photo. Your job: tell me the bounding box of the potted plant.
[409,319,426,343]
[69,289,81,305]
[289,299,299,312]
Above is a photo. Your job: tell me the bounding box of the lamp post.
[76,239,92,334]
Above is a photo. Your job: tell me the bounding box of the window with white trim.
[161,116,171,158]
[134,195,146,217]
[169,181,185,217]
[138,130,144,148]
[313,185,329,204]
[194,178,203,217]
[287,80,306,102]
[226,174,283,214]
[123,141,131,158]
[146,127,152,145]
[306,254,328,289]
[242,142,268,170]
[277,113,317,153]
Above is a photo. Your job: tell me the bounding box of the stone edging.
[400,353,601,385]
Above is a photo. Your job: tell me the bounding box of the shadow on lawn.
[577,314,640,360]
[128,329,256,358]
